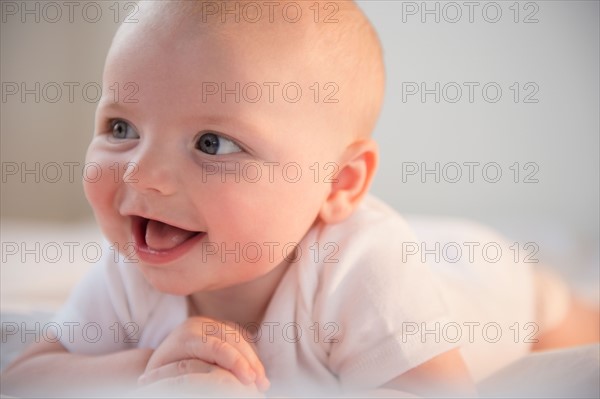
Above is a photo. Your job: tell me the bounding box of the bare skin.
[532,297,600,351]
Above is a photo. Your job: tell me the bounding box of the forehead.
[100,17,346,154]
[104,8,346,106]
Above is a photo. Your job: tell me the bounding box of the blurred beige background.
[1,2,120,221]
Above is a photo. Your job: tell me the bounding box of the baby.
[2,1,598,397]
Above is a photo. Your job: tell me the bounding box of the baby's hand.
[136,358,263,398]
[142,317,270,392]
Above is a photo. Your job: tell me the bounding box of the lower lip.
[132,219,206,265]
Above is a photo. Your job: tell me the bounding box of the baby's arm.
[2,316,270,397]
[533,296,600,350]
[531,267,600,350]
[0,339,152,397]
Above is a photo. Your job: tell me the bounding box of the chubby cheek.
[202,169,327,263]
[83,145,127,244]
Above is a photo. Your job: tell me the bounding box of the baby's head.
[84,0,385,295]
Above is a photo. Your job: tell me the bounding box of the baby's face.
[84,18,346,294]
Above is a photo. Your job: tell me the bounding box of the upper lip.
[124,213,203,233]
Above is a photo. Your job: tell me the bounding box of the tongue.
[145,220,198,251]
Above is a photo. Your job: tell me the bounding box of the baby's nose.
[125,147,178,195]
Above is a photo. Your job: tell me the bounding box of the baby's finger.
[227,339,269,390]
[138,359,215,386]
[209,324,269,391]
[187,335,258,385]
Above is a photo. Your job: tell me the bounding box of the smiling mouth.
[131,216,205,262]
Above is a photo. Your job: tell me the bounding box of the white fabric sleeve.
[405,214,538,381]
[52,259,131,354]
[52,242,150,354]
[52,242,189,354]
[311,205,459,391]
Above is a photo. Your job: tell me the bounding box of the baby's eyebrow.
[97,98,132,114]
[200,114,262,137]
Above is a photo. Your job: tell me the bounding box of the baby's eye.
[111,120,139,139]
[195,132,242,155]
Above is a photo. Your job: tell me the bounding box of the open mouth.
[131,216,206,263]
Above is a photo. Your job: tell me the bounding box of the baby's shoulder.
[284,195,451,342]
[297,194,437,297]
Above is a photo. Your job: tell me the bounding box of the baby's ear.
[319,139,379,224]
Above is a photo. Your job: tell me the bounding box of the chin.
[138,267,199,296]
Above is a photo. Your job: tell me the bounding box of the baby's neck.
[187,259,291,327]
